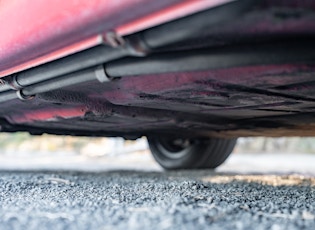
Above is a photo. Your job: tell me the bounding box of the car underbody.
[1,0,315,140]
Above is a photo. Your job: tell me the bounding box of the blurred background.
[1,133,315,155]
[0,133,314,172]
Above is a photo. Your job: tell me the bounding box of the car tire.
[147,136,237,170]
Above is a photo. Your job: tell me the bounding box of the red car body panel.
[0,0,231,78]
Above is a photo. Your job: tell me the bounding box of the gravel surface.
[0,170,314,230]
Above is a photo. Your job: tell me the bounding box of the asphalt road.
[0,152,314,230]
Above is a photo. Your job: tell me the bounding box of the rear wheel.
[147,136,237,170]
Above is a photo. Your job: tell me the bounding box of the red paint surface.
[8,106,86,124]
[0,0,231,78]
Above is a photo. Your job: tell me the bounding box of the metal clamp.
[103,31,125,47]
[94,65,111,83]
[16,90,35,101]
[124,34,150,57]
[103,31,150,57]
[7,74,23,90]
